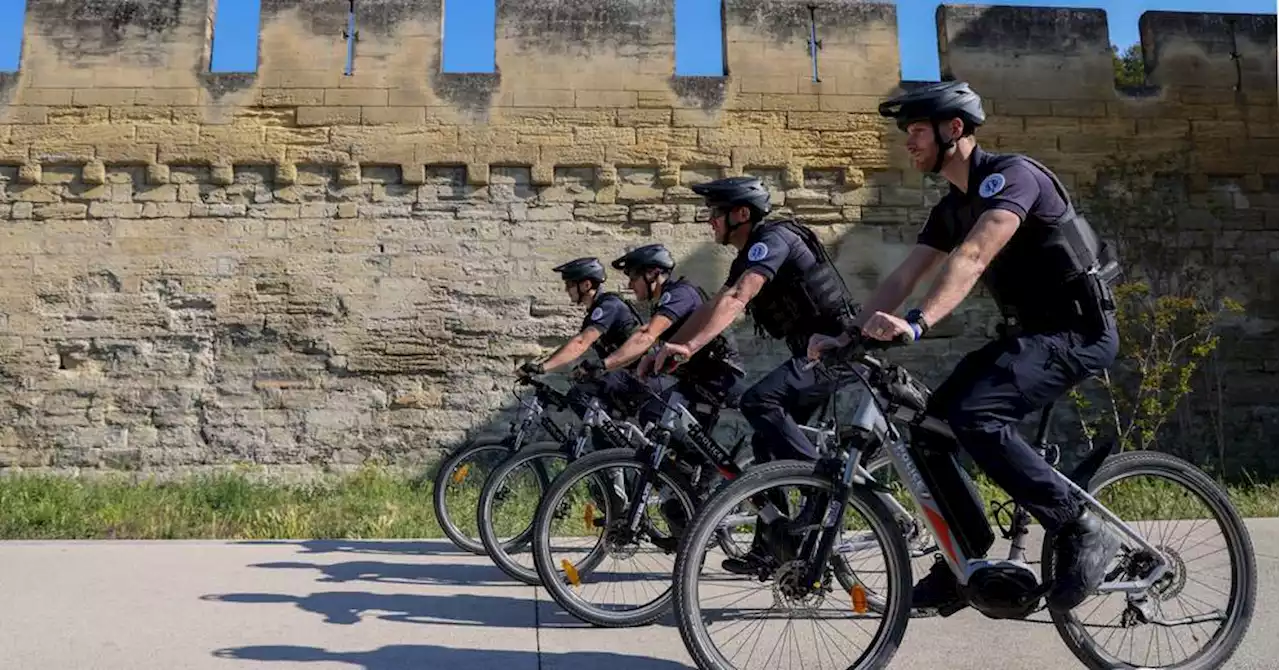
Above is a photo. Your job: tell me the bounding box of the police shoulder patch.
[978,173,1006,198]
[659,292,672,306]
[590,307,604,321]
[747,242,769,262]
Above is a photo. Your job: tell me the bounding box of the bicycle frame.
[830,364,1172,601]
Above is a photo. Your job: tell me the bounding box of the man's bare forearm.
[663,299,717,346]
[604,331,657,370]
[541,336,591,371]
[681,293,748,352]
[918,250,985,326]
[854,275,914,325]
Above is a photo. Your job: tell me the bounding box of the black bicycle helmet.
[691,176,771,217]
[553,257,606,284]
[878,80,986,132]
[611,243,675,274]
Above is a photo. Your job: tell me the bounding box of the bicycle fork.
[620,432,672,535]
[798,447,865,592]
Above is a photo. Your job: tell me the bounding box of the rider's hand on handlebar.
[517,360,544,379]
[573,359,603,381]
[861,311,918,344]
[651,342,692,376]
[806,333,845,362]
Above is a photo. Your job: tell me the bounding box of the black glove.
[518,361,544,377]
[574,359,604,380]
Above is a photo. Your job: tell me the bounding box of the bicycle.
[671,329,1257,670]
[527,370,758,627]
[431,376,574,554]
[530,366,940,629]
[475,380,655,585]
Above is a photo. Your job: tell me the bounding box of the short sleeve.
[916,201,958,252]
[737,228,791,283]
[976,162,1042,221]
[655,284,700,322]
[583,298,628,335]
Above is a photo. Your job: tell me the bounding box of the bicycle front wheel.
[477,442,572,585]
[672,459,913,670]
[532,447,698,628]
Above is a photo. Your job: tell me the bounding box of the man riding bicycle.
[577,243,748,549]
[811,80,1122,614]
[518,256,644,423]
[641,176,860,574]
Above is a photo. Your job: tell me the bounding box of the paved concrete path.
[1,519,1275,669]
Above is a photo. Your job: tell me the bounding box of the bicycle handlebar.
[801,327,913,372]
[516,376,570,410]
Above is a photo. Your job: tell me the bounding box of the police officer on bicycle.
[580,243,749,551]
[641,176,859,573]
[810,80,1122,613]
[518,257,644,421]
[578,243,746,431]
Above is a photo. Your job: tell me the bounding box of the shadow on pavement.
[233,540,461,556]
[200,591,590,629]
[247,560,517,587]
[248,558,660,590]
[213,644,693,669]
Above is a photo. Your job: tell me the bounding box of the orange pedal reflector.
[452,464,470,484]
[851,584,868,613]
[561,559,581,587]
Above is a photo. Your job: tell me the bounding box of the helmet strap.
[930,120,954,174]
[718,206,754,244]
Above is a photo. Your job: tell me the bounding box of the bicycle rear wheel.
[476,442,571,585]
[432,437,514,555]
[1044,450,1257,670]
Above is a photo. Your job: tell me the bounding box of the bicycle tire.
[672,459,913,670]
[432,437,513,555]
[476,441,571,585]
[532,447,698,628]
[1043,450,1257,670]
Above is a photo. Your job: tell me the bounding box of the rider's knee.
[739,383,776,415]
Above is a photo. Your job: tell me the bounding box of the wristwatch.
[905,308,930,340]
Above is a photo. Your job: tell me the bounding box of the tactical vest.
[969,154,1121,332]
[583,292,643,361]
[655,277,742,374]
[745,219,859,352]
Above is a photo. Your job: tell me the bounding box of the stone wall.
[0,1,1275,480]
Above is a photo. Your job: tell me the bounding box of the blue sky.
[1,0,1276,81]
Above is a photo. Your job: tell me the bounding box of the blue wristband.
[908,321,922,341]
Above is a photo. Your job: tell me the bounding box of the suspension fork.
[621,430,671,534]
[801,448,862,591]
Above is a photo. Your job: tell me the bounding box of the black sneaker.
[911,555,965,613]
[1046,511,1121,613]
[721,521,790,576]
[721,549,776,576]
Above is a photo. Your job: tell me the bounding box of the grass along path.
[0,464,1275,541]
